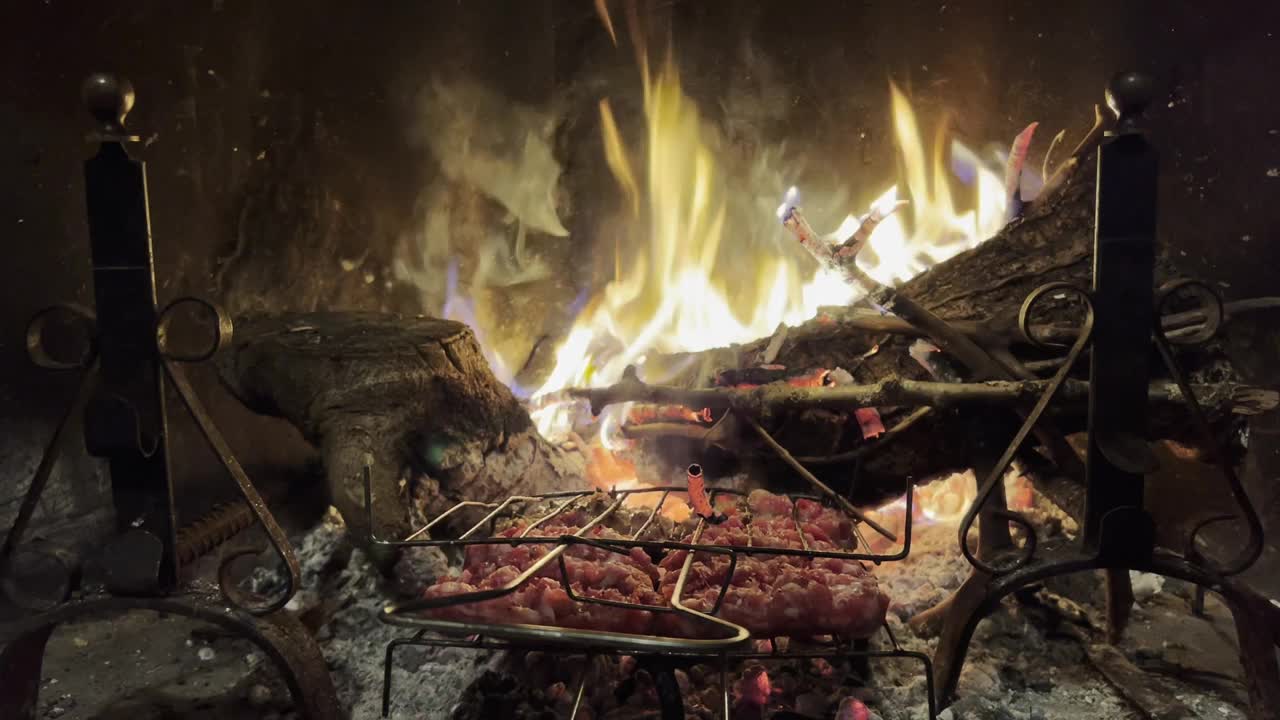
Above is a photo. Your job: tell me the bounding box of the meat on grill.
[423,523,665,633]
[655,491,888,639]
[420,490,889,640]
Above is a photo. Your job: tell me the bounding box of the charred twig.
[620,405,930,468]
[571,367,1273,418]
[744,416,897,542]
[1163,296,1280,328]
[620,422,709,441]
[1023,591,1205,719]
[1134,657,1249,689]
[908,580,967,638]
[1038,103,1111,202]
[1033,588,1201,720]
[786,207,1086,492]
[842,261,1013,381]
[796,406,933,465]
[1064,625,1199,720]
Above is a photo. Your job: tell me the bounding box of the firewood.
[216,312,582,552]
[627,154,1272,508]
[572,367,1265,419]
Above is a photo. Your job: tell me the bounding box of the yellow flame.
[599,99,640,218]
[530,61,1008,440]
[594,0,618,47]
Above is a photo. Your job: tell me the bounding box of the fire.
[530,56,1008,441]
[582,445,692,521]
[863,468,1038,550]
[405,11,1015,509]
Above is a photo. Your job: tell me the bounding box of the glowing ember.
[836,696,872,720]
[862,468,1037,551]
[732,665,772,707]
[916,470,980,523]
[583,446,691,521]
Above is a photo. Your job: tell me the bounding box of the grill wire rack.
[365,471,937,719]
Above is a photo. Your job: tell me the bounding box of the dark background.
[1,0,1277,569]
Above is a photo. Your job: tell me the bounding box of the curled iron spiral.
[1151,280,1262,576]
[957,278,1263,578]
[958,282,1096,575]
[156,297,301,614]
[26,304,98,370]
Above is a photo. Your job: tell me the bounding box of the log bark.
[216,312,581,549]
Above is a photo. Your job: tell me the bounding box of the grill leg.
[0,626,55,720]
[849,637,872,681]
[654,666,685,720]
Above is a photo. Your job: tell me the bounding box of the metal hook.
[960,282,1095,575]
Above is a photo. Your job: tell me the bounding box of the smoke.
[393,46,866,393]
[394,77,571,308]
[415,77,568,238]
[395,76,580,387]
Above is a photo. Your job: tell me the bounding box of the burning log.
[215,312,581,555]
[608,153,1275,510]
[575,365,1272,508]
[572,366,1267,419]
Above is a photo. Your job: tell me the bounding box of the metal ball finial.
[1105,71,1154,129]
[81,73,136,136]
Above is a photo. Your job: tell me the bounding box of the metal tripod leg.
[929,545,1280,720]
[1222,588,1280,720]
[0,594,342,720]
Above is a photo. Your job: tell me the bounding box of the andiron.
[933,72,1279,718]
[0,74,340,720]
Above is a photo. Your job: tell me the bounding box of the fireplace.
[3,2,1279,719]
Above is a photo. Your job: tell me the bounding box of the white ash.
[868,522,1248,720]
[1128,571,1165,602]
[269,514,498,719]
[876,522,972,623]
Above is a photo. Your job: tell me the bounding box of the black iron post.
[80,74,179,593]
[1083,72,1159,564]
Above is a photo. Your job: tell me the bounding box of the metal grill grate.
[366,471,936,718]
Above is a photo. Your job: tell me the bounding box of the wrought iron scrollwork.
[956,276,1264,579]
[155,296,301,614]
[0,306,103,587]
[2,71,337,720]
[1149,280,1263,576]
[26,304,98,370]
[958,282,1096,575]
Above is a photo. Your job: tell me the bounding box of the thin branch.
[796,406,933,465]
[1038,103,1111,202]
[787,208,1087,478]
[744,416,897,543]
[844,261,1013,380]
[571,368,1271,418]
[619,405,929,468]
[620,422,709,441]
